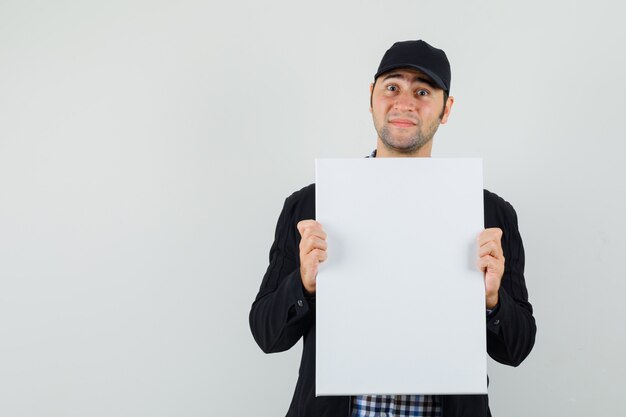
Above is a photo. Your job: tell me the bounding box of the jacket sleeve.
[249,192,315,354]
[485,198,537,366]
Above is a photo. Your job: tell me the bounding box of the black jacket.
[250,184,536,417]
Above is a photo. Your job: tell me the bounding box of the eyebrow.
[381,73,437,89]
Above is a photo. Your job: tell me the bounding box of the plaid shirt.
[351,150,442,417]
[351,395,441,417]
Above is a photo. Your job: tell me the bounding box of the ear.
[369,82,374,113]
[440,96,454,124]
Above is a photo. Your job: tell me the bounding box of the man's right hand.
[296,220,327,295]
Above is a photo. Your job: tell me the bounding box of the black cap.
[375,40,451,93]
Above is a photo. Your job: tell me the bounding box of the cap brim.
[374,64,448,92]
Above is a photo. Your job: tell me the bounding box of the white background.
[0,1,624,416]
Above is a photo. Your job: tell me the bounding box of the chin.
[386,144,419,154]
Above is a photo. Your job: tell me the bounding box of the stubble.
[377,117,441,155]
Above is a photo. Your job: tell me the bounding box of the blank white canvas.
[315,158,486,396]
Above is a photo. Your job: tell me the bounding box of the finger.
[300,236,328,255]
[297,220,320,238]
[477,227,503,246]
[301,227,327,242]
[297,219,317,235]
[302,248,327,266]
[476,257,487,271]
[297,220,327,240]
[478,241,503,258]
[476,255,503,272]
[311,248,327,263]
[301,254,320,270]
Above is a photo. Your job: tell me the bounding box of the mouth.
[388,118,417,128]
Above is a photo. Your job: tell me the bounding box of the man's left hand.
[477,228,505,309]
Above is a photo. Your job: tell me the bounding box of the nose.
[393,91,417,112]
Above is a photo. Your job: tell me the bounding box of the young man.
[250,40,536,417]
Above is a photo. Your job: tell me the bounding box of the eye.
[386,84,398,92]
[416,89,429,96]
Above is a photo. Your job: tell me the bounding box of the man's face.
[370,68,452,156]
